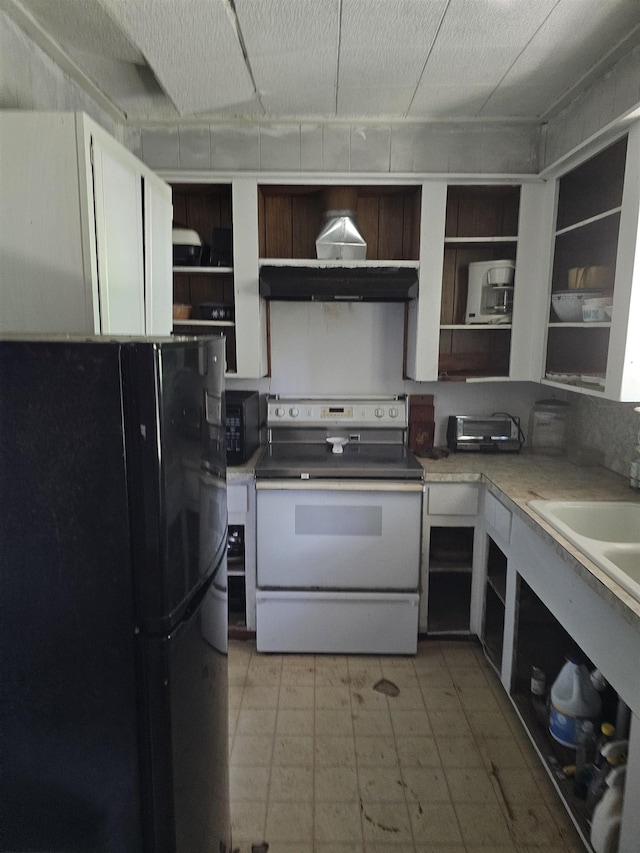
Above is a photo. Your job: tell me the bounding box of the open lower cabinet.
[484,500,640,853]
[510,576,628,847]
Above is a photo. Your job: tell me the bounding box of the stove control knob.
[389,407,399,418]
[275,406,285,418]
[289,407,299,418]
[374,407,385,418]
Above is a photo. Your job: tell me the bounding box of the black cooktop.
[254,441,424,480]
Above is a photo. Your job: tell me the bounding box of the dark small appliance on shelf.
[172,226,202,265]
[226,390,263,465]
[209,227,233,267]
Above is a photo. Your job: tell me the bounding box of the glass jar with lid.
[528,399,572,455]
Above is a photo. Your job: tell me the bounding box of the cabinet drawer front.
[427,484,478,516]
[485,492,512,543]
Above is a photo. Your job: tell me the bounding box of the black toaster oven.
[226,390,263,466]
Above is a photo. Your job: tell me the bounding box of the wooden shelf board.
[430,564,473,574]
[486,575,507,605]
[439,372,511,382]
[440,324,512,330]
[173,319,235,327]
[541,378,606,395]
[258,258,419,269]
[173,266,233,274]
[554,205,622,237]
[444,236,518,244]
[547,322,611,329]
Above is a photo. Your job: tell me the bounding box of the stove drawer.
[256,486,422,589]
[256,590,419,654]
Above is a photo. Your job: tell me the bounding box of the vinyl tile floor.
[228,638,586,853]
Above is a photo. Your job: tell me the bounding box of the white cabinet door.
[232,178,269,378]
[0,112,94,334]
[606,122,640,402]
[143,172,173,336]
[509,181,550,381]
[405,182,446,381]
[0,111,172,338]
[91,134,146,335]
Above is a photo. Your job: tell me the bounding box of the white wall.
[541,44,640,170]
[127,120,541,175]
[228,300,548,450]
[268,302,405,396]
[0,11,119,136]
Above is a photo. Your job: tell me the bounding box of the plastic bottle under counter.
[549,656,601,748]
[590,765,626,853]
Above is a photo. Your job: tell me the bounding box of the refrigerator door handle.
[181,562,222,626]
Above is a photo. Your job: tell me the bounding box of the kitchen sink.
[528,500,640,604]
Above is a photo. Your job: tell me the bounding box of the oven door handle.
[255,479,423,492]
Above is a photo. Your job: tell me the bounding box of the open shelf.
[439,185,520,380]
[258,184,422,262]
[427,526,474,634]
[171,182,237,372]
[482,537,507,671]
[544,137,628,395]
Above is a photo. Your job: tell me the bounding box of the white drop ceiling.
[2,0,640,124]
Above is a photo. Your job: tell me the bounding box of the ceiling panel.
[338,0,447,92]
[98,0,256,115]
[338,86,418,117]
[2,0,639,123]
[236,0,339,115]
[417,0,559,88]
[408,83,498,119]
[16,0,144,62]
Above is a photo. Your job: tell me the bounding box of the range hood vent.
[259,265,419,302]
[315,188,367,261]
[316,210,367,261]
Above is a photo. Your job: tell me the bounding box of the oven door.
[256,481,423,590]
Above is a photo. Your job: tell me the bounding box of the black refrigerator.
[0,336,231,853]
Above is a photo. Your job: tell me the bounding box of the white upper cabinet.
[406,181,546,383]
[535,122,640,402]
[0,112,172,337]
[165,177,268,378]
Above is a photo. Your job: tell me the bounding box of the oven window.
[295,505,382,537]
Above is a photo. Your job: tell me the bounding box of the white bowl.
[551,290,604,322]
